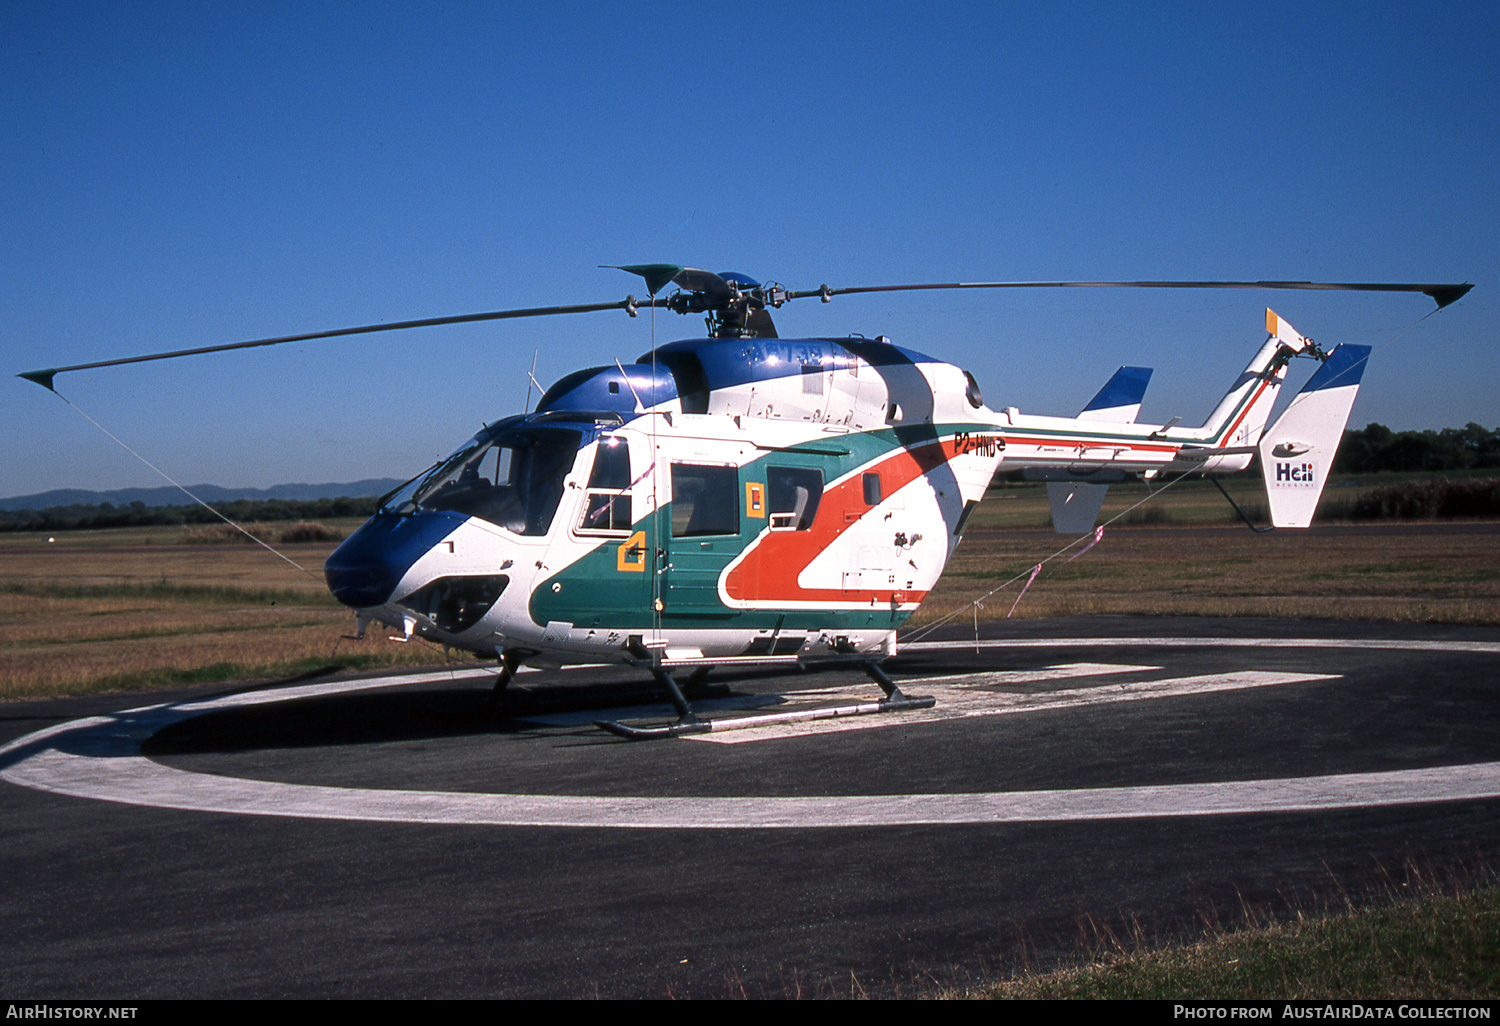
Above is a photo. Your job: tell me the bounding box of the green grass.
[14,618,332,648]
[951,868,1500,1000]
[4,498,1498,701]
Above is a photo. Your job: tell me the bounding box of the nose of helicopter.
[323,512,469,608]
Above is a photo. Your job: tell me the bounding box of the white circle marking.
[3,639,1498,828]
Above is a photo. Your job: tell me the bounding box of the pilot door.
[563,432,652,626]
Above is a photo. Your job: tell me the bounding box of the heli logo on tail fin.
[1257,340,1372,527]
[1274,461,1316,484]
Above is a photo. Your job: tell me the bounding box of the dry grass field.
[916,477,1500,625]
[1,483,1497,700]
[921,517,1500,628]
[0,521,446,700]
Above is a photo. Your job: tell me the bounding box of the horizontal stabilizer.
[1258,342,1371,528]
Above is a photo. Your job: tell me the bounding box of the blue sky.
[4,0,1496,497]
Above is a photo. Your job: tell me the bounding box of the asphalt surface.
[3,614,1499,998]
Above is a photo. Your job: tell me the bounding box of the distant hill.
[0,479,405,513]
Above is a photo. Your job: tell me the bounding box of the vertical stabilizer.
[1257,341,1371,527]
[1078,366,1152,423]
[1192,309,1312,448]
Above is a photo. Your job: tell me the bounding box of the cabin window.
[578,435,633,535]
[671,463,739,537]
[768,466,823,530]
[863,472,882,506]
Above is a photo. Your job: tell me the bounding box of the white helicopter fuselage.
[324,313,1364,670]
[15,266,1451,735]
[327,335,1007,667]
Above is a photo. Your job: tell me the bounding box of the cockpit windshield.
[380,423,583,535]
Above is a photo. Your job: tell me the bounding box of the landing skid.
[592,662,934,741]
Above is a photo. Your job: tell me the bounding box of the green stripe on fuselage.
[525,424,981,632]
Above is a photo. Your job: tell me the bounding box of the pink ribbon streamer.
[1067,525,1105,561]
[1007,563,1043,618]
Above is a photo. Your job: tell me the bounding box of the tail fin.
[1194,308,1325,448]
[1078,366,1152,422]
[1257,341,1371,527]
[1043,366,1153,533]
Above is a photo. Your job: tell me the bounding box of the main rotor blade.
[783,280,1474,310]
[18,297,647,391]
[19,275,1472,392]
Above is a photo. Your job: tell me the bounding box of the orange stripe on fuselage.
[721,387,1269,610]
[1001,374,1276,459]
[723,440,951,606]
[1000,436,1179,455]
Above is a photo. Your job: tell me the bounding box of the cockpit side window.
[578,435,633,535]
[395,426,581,535]
[588,436,631,489]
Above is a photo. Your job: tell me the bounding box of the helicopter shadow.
[130,638,1081,758]
[139,666,804,757]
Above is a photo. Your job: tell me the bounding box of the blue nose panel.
[324,512,468,608]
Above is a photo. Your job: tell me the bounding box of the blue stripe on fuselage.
[641,337,941,394]
[324,511,469,608]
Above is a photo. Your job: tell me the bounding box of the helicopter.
[20,267,1472,738]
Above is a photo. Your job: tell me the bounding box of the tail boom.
[975,308,1364,530]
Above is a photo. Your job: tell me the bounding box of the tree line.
[1334,423,1500,474]
[0,496,380,534]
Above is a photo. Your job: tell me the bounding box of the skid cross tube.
[592,660,935,740]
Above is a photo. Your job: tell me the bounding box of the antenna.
[524,349,540,413]
[613,358,646,413]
